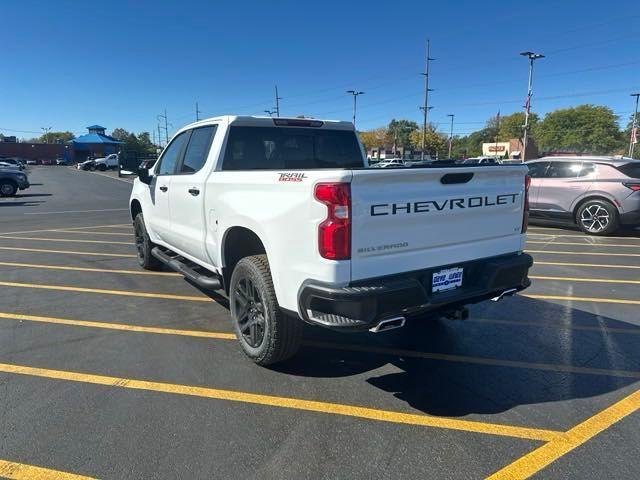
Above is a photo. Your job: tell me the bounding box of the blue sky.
[1,0,638,140]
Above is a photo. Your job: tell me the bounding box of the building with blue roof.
[71,125,123,161]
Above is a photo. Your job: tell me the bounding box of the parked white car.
[129,116,532,365]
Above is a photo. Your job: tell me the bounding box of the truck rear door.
[349,166,527,281]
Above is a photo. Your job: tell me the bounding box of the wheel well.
[1,178,17,187]
[130,199,142,221]
[222,227,266,292]
[573,196,618,222]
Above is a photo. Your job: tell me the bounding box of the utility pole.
[196,102,202,121]
[346,90,365,128]
[157,110,169,145]
[520,51,544,161]
[629,93,640,158]
[447,114,455,159]
[157,123,163,149]
[41,126,52,144]
[420,39,435,160]
[274,85,282,117]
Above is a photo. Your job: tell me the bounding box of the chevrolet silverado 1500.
[129,116,532,365]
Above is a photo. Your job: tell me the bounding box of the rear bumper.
[298,252,533,331]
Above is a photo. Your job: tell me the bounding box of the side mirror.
[138,167,152,185]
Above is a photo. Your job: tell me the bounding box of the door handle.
[159,186,168,192]
[188,187,200,196]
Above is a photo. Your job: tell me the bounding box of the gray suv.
[526,156,640,235]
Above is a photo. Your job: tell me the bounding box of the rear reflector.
[522,174,531,234]
[314,183,351,260]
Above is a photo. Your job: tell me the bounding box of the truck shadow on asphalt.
[272,296,640,417]
[196,283,639,417]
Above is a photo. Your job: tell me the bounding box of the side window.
[156,132,189,175]
[576,162,595,177]
[180,126,217,174]
[526,162,548,178]
[547,162,587,178]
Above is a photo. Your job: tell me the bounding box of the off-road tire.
[576,199,619,235]
[98,164,107,171]
[230,255,302,365]
[133,213,163,270]
[0,181,17,197]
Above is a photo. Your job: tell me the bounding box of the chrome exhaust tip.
[491,288,518,302]
[369,316,406,333]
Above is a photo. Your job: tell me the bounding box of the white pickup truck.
[129,116,532,365]
[94,153,119,171]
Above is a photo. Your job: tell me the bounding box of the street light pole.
[346,90,365,128]
[41,127,52,144]
[629,93,640,158]
[447,114,454,159]
[520,51,544,161]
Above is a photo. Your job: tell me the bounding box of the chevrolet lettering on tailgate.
[370,193,520,216]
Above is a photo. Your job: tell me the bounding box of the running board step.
[151,247,222,290]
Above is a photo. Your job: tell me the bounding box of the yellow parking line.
[526,249,640,257]
[528,240,640,248]
[487,389,640,479]
[535,261,640,270]
[0,223,130,235]
[530,275,640,285]
[0,246,136,258]
[0,281,211,302]
[0,459,95,480]
[3,312,639,379]
[0,235,132,245]
[524,293,640,306]
[0,261,180,276]
[0,362,560,441]
[528,232,640,242]
[0,312,234,339]
[53,229,133,236]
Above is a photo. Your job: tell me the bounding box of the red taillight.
[623,182,640,191]
[522,174,531,233]
[314,182,351,260]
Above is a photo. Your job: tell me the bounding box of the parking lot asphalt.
[0,166,638,479]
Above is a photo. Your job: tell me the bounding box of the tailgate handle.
[440,172,474,184]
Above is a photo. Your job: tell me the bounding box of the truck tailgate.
[350,166,527,281]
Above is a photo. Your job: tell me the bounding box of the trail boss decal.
[278,172,307,182]
[370,193,519,216]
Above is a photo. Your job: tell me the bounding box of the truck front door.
[146,131,189,241]
[166,125,218,263]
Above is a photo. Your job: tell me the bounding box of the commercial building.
[482,138,539,160]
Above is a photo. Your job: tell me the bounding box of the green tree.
[358,127,390,152]
[111,128,130,141]
[36,131,75,143]
[491,112,539,141]
[409,127,448,158]
[387,119,419,148]
[535,104,622,154]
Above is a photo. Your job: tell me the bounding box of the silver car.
[526,156,640,235]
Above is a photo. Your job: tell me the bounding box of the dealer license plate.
[431,267,463,293]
